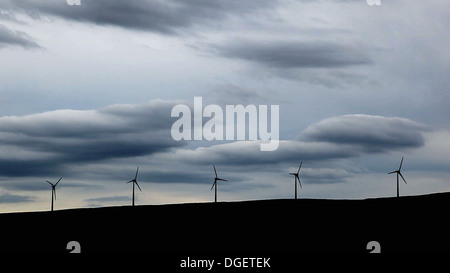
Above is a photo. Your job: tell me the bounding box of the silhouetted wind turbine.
[388,157,407,197]
[211,165,227,203]
[46,177,62,212]
[126,167,141,206]
[289,162,303,199]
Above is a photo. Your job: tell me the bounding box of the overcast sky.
[0,0,449,212]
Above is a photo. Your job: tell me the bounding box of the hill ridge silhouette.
[1,192,449,253]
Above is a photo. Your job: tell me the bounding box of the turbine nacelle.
[388,157,407,184]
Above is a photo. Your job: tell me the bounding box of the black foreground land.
[1,192,449,253]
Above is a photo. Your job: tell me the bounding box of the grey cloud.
[139,169,246,185]
[0,24,40,48]
[0,108,429,188]
[85,195,129,203]
[0,193,35,203]
[213,39,372,69]
[4,0,276,34]
[0,159,58,177]
[173,140,358,167]
[0,100,175,137]
[0,9,22,23]
[301,168,354,184]
[142,170,211,184]
[172,114,427,167]
[203,83,271,105]
[0,100,184,177]
[300,114,428,153]
[1,179,101,191]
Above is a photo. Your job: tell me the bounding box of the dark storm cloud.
[0,24,40,48]
[0,100,184,177]
[3,0,276,34]
[213,39,372,69]
[0,159,58,177]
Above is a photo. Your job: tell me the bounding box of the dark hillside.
[1,192,448,253]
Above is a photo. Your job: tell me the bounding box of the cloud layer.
[0,193,34,203]
[3,0,275,34]
[300,114,428,152]
[167,114,428,168]
[0,101,428,186]
[0,100,183,177]
[0,24,40,48]
[214,39,372,69]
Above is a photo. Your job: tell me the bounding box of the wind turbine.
[46,177,62,212]
[388,157,407,197]
[211,165,227,203]
[126,166,142,206]
[289,162,303,199]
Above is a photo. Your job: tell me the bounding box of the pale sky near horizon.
[0,0,449,212]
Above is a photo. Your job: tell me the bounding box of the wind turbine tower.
[126,167,142,206]
[46,177,62,212]
[388,157,407,197]
[289,162,303,199]
[211,165,227,203]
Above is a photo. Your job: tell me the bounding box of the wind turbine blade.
[53,188,56,200]
[210,181,217,191]
[55,177,62,186]
[46,180,54,186]
[297,162,302,174]
[217,178,227,181]
[289,173,296,175]
[387,171,397,174]
[135,181,142,192]
[126,180,133,183]
[213,165,218,178]
[135,166,139,180]
[399,172,407,184]
[297,177,302,188]
[399,157,404,171]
